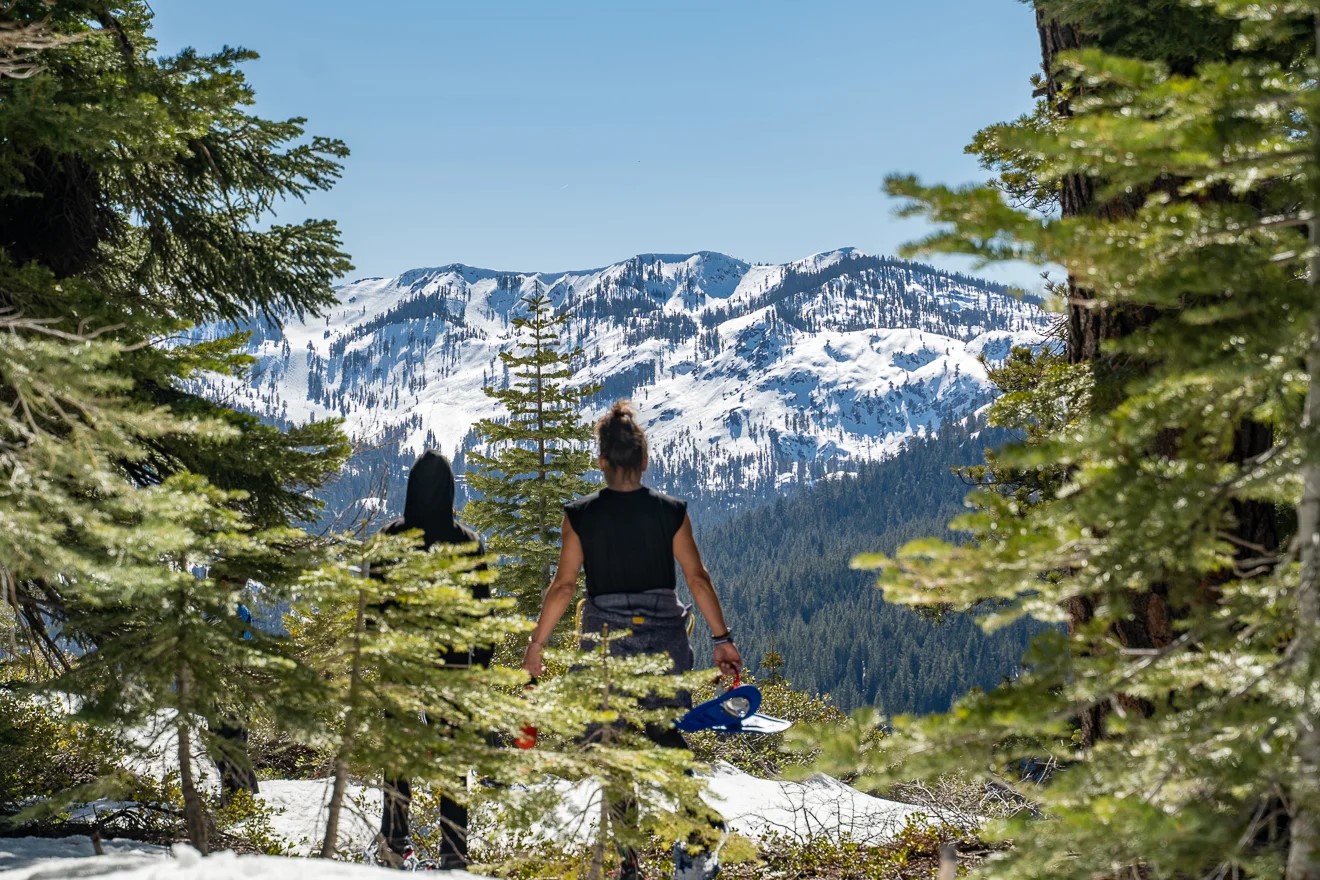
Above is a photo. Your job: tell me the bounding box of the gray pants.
[580,589,695,682]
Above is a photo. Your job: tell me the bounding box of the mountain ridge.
[191,247,1053,521]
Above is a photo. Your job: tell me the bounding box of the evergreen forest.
[699,419,1046,714]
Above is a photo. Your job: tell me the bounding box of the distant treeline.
[695,419,1049,715]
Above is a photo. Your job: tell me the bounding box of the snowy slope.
[189,248,1050,517]
[537,761,928,847]
[2,764,929,878]
[0,843,489,879]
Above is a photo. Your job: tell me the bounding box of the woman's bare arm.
[522,516,583,677]
[673,514,743,678]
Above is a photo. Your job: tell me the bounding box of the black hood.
[401,450,463,546]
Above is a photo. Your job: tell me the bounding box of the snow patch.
[0,843,491,879]
[2,765,933,878]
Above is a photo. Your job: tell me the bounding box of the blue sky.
[148,1,1044,287]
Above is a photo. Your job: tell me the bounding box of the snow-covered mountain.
[193,248,1051,520]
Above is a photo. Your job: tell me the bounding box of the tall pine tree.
[465,282,599,617]
[1,1,351,850]
[810,1,1320,878]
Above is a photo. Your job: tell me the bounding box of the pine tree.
[55,479,333,852]
[284,532,528,859]
[465,282,599,616]
[809,2,1320,878]
[1,2,351,850]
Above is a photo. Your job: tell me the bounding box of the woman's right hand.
[522,642,545,679]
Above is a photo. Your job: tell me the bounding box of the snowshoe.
[675,684,791,734]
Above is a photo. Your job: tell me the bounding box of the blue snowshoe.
[676,683,791,735]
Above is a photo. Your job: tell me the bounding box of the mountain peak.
[195,248,1052,517]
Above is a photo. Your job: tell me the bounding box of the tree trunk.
[1286,18,1320,879]
[321,753,352,859]
[1035,1,1278,748]
[1035,8,1089,221]
[1037,6,1157,386]
[321,588,368,859]
[1039,4,1141,744]
[588,642,615,880]
[1289,324,1320,878]
[586,793,608,880]
[175,670,210,854]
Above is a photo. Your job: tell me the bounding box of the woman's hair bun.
[596,400,647,474]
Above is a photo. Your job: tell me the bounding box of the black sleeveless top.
[564,486,688,597]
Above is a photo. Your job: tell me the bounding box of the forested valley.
[699,418,1046,714]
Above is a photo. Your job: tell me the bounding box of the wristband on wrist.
[528,637,546,649]
[711,630,734,645]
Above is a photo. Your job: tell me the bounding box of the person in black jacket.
[373,451,490,871]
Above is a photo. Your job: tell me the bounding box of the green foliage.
[460,831,754,880]
[968,99,1062,216]
[211,789,295,856]
[287,532,529,795]
[494,631,717,865]
[0,686,125,814]
[720,821,972,880]
[817,2,1320,878]
[0,1,351,852]
[14,472,334,852]
[6,768,192,843]
[958,346,1079,510]
[470,819,978,880]
[0,738,287,855]
[245,719,334,781]
[464,283,600,616]
[883,772,1032,830]
[0,4,350,324]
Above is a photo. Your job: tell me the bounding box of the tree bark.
[586,793,608,880]
[1288,309,1320,880]
[1039,4,1144,744]
[320,588,368,859]
[1035,9,1089,221]
[1037,6,1158,383]
[1285,17,1320,879]
[175,669,210,854]
[1035,1,1278,748]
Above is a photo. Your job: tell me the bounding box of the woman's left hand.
[714,641,742,681]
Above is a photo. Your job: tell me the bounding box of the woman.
[521,400,741,880]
